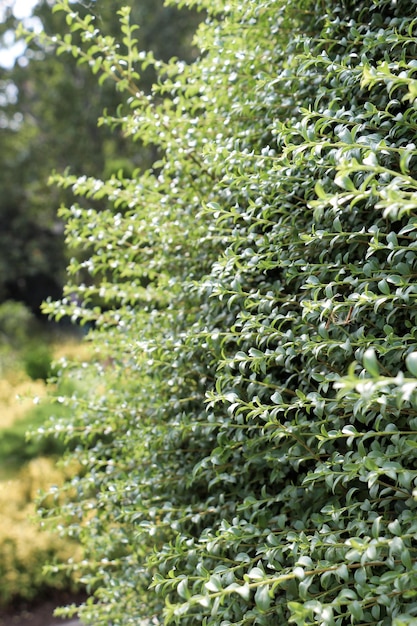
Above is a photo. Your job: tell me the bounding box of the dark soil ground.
[0,592,86,626]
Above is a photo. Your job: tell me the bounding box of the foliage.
[0,457,82,607]
[36,0,417,625]
[0,390,69,470]
[0,343,92,607]
[0,0,200,311]
[0,300,47,378]
[0,364,87,487]
[0,300,35,347]
[23,342,53,381]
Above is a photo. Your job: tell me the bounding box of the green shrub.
[0,301,35,348]
[0,301,37,376]
[32,0,417,624]
[23,343,53,381]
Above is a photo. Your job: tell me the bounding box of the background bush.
[0,344,91,607]
[22,343,53,381]
[0,457,81,607]
[0,301,35,348]
[0,386,71,471]
[37,0,417,624]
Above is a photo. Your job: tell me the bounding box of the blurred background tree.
[0,0,201,316]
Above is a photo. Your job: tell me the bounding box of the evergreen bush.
[37,0,417,624]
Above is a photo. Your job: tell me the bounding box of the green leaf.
[271,391,283,404]
[254,584,271,612]
[205,575,222,593]
[377,279,390,295]
[226,582,251,600]
[350,600,364,621]
[177,578,190,599]
[406,352,417,377]
[363,348,379,377]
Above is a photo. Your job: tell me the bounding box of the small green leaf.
[350,600,364,621]
[314,181,327,199]
[247,567,265,581]
[401,548,412,569]
[254,584,271,611]
[388,519,401,536]
[177,578,190,599]
[227,582,250,600]
[205,575,222,592]
[206,201,222,213]
[377,279,390,295]
[334,173,356,191]
[363,348,379,377]
[271,391,283,404]
[406,352,417,377]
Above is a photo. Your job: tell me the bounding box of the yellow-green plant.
[0,457,81,606]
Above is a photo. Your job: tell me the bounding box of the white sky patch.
[0,0,42,68]
[12,0,39,19]
[0,0,39,21]
[0,38,26,68]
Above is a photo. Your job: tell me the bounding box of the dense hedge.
[40,0,417,624]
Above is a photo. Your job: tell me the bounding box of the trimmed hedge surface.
[40,0,417,624]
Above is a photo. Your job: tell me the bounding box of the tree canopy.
[29,0,417,624]
[0,0,200,312]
